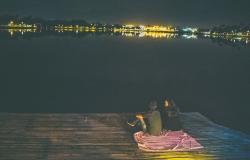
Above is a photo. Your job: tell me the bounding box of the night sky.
[0,0,250,27]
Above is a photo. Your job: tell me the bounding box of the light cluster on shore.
[1,20,249,44]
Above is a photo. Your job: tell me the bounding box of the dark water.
[0,34,250,134]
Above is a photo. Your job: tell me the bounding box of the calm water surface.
[0,34,250,134]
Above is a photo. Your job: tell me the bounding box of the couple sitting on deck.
[129,99,182,136]
[130,99,204,152]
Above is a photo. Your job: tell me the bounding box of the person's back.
[161,99,182,131]
[147,110,162,136]
[165,106,182,131]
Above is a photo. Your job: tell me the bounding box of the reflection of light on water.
[7,27,177,39]
[8,28,37,36]
[122,32,135,37]
[182,34,197,39]
[204,34,210,38]
[118,31,177,39]
[138,32,176,38]
[231,37,249,44]
[148,152,214,160]
[210,34,250,44]
[8,29,13,36]
[54,24,177,39]
[3,27,250,44]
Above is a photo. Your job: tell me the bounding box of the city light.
[1,20,249,43]
[7,21,37,29]
[182,27,198,33]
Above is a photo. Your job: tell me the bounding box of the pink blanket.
[134,131,203,152]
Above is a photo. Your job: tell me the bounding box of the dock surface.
[0,112,250,160]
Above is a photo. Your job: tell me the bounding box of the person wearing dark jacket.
[128,101,162,136]
[160,99,182,131]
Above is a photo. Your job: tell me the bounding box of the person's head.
[136,114,144,120]
[171,99,176,106]
[164,99,169,108]
[149,100,158,111]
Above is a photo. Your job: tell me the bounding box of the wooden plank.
[0,112,249,160]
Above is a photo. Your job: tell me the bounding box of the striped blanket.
[134,131,203,152]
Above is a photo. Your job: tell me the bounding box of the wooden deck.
[0,112,250,160]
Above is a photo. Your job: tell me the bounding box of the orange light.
[164,100,169,108]
[136,114,144,119]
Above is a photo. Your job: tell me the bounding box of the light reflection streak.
[7,28,37,37]
[142,151,215,160]
[182,34,198,39]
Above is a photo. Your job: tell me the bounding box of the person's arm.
[127,119,139,127]
[138,118,147,132]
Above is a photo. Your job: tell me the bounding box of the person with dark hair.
[160,99,182,131]
[145,101,162,136]
[128,100,162,136]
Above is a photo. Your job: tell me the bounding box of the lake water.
[0,32,250,134]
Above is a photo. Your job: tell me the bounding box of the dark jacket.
[160,106,182,131]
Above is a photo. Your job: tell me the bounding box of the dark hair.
[149,100,157,110]
[171,99,176,106]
